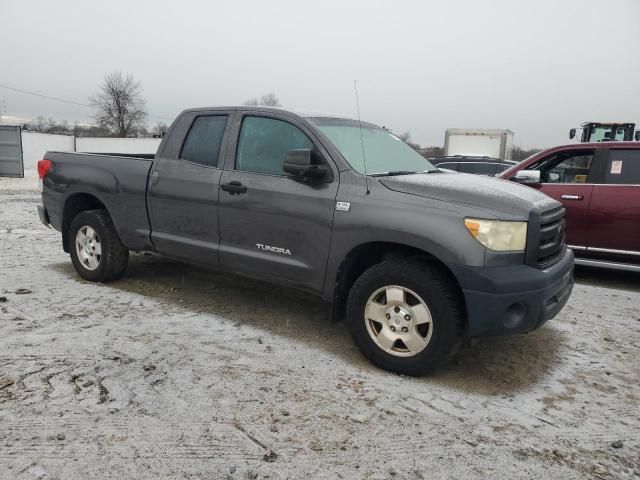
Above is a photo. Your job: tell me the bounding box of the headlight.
[464,218,527,251]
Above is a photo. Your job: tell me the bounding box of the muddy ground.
[1,180,639,479]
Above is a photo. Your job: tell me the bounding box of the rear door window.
[604,149,640,184]
[180,115,228,167]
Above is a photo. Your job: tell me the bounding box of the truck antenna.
[354,80,370,194]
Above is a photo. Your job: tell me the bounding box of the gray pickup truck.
[37,106,574,375]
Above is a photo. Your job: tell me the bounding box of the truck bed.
[47,151,156,160]
[41,151,155,251]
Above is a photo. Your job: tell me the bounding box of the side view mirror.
[283,149,331,181]
[569,128,576,140]
[635,131,640,141]
[511,169,541,185]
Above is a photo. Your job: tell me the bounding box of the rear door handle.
[221,181,247,195]
[561,194,583,200]
[150,170,159,186]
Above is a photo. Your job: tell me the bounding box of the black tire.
[346,259,464,376]
[68,209,129,282]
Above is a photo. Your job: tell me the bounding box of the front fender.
[322,185,487,300]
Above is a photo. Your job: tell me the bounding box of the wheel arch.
[330,241,466,327]
[61,192,109,252]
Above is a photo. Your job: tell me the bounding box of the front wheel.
[346,259,464,376]
[69,210,129,282]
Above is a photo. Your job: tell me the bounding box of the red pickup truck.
[500,142,640,272]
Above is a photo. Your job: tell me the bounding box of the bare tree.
[259,93,281,107]
[33,116,47,132]
[418,146,445,159]
[243,93,281,107]
[136,125,149,137]
[46,117,57,133]
[26,117,74,135]
[396,131,422,151]
[397,131,412,143]
[152,121,168,138]
[89,72,147,137]
[511,146,541,162]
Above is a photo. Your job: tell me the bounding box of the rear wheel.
[69,210,129,282]
[346,259,464,376]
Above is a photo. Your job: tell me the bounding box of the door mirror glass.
[283,149,330,180]
[569,128,576,140]
[511,169,541,185]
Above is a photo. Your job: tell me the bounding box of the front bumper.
[447,247,574,337]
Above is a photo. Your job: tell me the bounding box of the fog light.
[503,303,526,329]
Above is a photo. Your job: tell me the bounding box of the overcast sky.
[1,0,639,148]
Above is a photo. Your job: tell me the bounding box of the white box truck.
[444,128,514,160]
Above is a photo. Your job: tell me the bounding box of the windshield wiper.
[369,170,436,177]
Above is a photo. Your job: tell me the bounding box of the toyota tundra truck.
[37,106,574,375]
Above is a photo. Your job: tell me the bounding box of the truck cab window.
[528,150,594,184]
[604,150,640,184]
[180,115,228,167]
[236,116,313,175]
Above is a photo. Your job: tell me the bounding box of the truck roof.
[181,105,355,121]
[553,141,640,149]
[580,121,635,125]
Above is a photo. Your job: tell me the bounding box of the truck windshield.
[311,118,436,175]
[588,126,632,142]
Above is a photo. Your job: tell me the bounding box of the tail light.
[37,159,52,179]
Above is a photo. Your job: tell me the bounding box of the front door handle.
[221,181,248,195]
[150,170,159,186]
[561,194,583,201]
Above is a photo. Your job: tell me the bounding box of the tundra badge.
[256,244,292,256]
[336,201,351,212]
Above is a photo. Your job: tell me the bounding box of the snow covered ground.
[1,178,639,479]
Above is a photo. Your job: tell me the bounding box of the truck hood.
[378,171,558,219]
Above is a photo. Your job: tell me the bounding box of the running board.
[574,258,640,273]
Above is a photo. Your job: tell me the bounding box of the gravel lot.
[1,177,639,479]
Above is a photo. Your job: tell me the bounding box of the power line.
[0,82,173,121]
[0,82,90,107]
